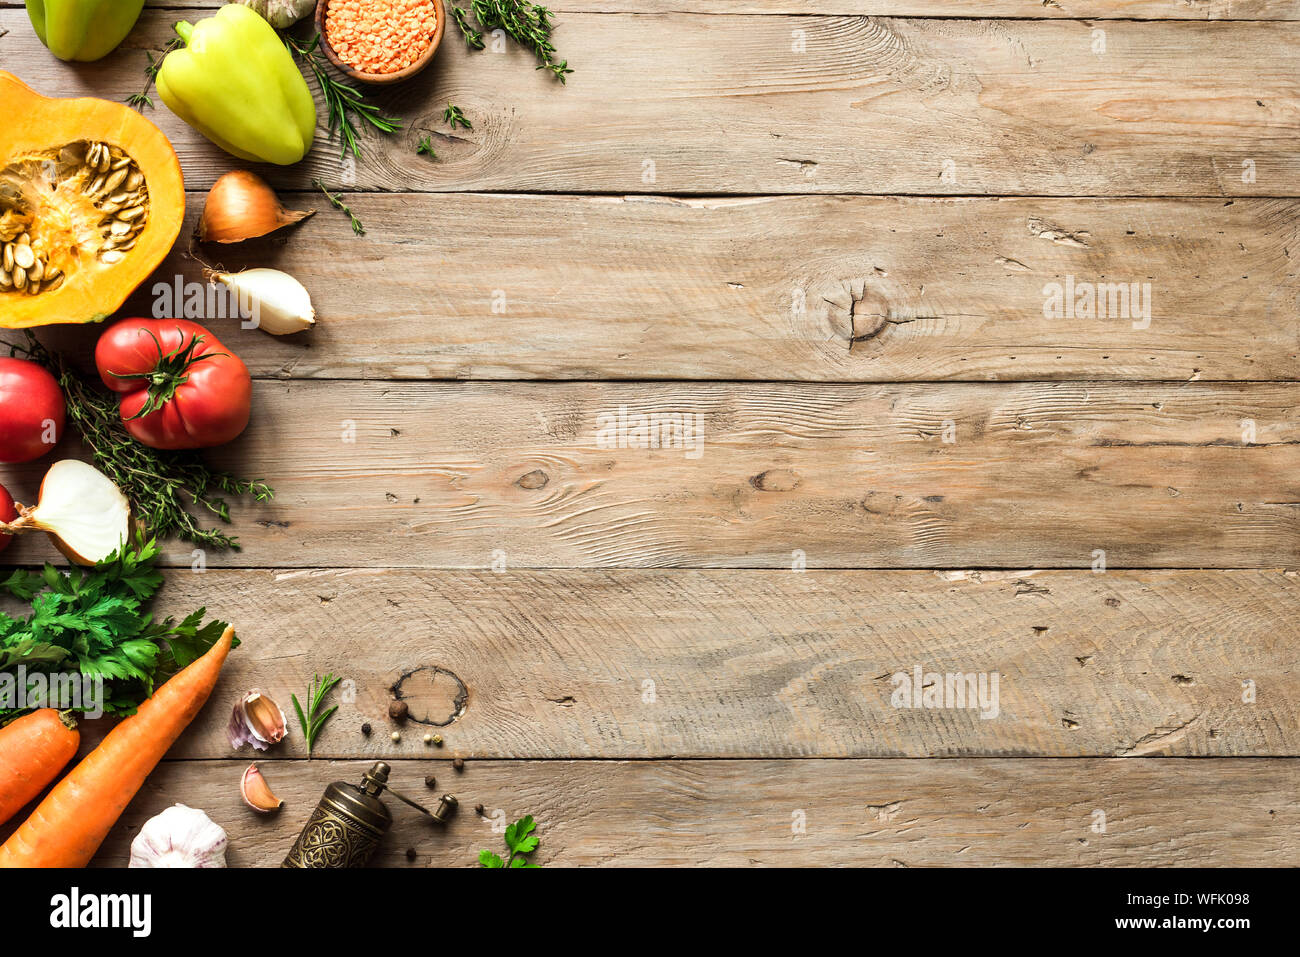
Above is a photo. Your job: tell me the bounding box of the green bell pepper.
[157,4,316,166]
[25,0,144,62]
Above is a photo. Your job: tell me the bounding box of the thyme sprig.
[443,103,472,130]
[450,5,484,50]
[8,335,273,551]
[125,39,182,111]
[416,135,439,159]
[287,33,403,159]
[313,179,366,236]
[464,1,573,82]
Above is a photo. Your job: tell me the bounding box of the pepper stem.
[174,21,194,44]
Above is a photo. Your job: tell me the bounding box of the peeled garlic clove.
[241,763,284,813]
[14,460,130,565]
[198,170,314,244]
[228,689,288,751]
[209,267,315,336]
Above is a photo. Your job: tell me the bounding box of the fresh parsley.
[292,672,341,757]
[480,814,541,868]
[0,534,233,720]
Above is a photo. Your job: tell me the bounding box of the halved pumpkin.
[0,71,184,328]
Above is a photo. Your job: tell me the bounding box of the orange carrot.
[0,710,79,828]
[0,627,234,868]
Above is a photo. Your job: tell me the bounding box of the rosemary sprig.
[443,103,472,130]
[292,673,342,757]
[125,39,181,111]
[451,5,484,50]
[9,335,273,551]
[286,33,403,159]
[466,1,573,82]
[416,135,439,159]
[313,179,366,235]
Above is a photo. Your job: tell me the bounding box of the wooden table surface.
[2,0,1298,867]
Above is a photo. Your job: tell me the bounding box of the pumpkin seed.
[117,206,144,221]
[0,268,11,290]
[12,244,34,270]
[1,244,12,272]
[44,265,61,281]
[26,258,42,283]
[126,170,143,191]
[109,219,131,237]
[101,168,128,195]
[86,174,106,196]
[44,273,64,292]
[110,155,131,170]
[12,266,25,290]
[99,250,124,264]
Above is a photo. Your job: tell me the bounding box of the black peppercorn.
[475,803,485,815]
[361,722,372,736]
[424,774,437,789]
[405,847,417,862]
[388,700,409,722]
[453,757,465,771]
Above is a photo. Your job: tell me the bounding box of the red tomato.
[0,481,14,553]
[0,356,65,463]
[95,319,252,450]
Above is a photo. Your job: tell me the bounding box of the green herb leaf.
[479,849,505,868]
[442,103,472,130]
[294,672,342,757]
[416,135,439,159]
[481,814,542,867]
[287,34,403,160]
[313,180,366,236]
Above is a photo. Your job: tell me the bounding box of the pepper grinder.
[283,761,457,868]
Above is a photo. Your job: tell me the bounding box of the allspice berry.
[361,722,372,736]
[405,847,417,862]
[424,774,437,789]
[453,757,465,771]
[388,700,409,722]
[475,803,485,815]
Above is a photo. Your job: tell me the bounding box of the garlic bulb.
[209,268,316,336]
[128,805,228,868]
[236,0,314,28]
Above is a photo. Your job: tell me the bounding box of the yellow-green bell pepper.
[25,0,144,62]
[157,4,316,166]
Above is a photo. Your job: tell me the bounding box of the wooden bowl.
[314,0,445,85]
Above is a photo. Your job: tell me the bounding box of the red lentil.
[325,0,439,75]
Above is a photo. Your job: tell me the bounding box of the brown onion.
[198,170,314,244]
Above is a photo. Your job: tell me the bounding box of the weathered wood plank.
[45,567,1297,759]
[4,1,1296,20]
[67,757,1300,866]
[3,10,1296,195]
[1,381,1296,569]
[28,194,1296,383]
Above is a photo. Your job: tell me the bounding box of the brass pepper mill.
[283,761,457,868]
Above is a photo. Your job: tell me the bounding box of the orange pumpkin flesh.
[0,71,184,329]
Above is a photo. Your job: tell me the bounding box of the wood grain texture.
[4,380,1295,569]
[25,194,1296,383]
[56,757,1300,867]
[43,566,1294,759]
[2,10,1296,195]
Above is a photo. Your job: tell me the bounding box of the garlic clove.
[15,460,130,565]
[241,763,284,813]
[198,170,314,244]
[209,267,315,336]
[228,689,288,751]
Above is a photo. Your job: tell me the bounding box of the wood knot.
[516,469,550,490]
[750,469,801,492]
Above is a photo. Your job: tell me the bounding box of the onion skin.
[198,170,314,244]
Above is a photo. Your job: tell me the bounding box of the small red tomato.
[0,356,65,463]
[95,319,252,450]
[0,481,15,553]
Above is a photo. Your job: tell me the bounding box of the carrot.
[0,626,234,868]
[0,710,79,828]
